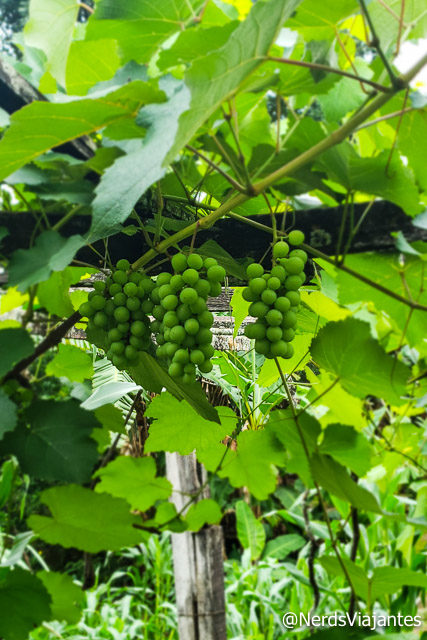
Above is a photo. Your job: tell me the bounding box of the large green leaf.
[310,453,382,513]
[319,424,373,476]
[37,267,94,317]
[263,533,306,560]
[24,0,80,86]
[81,381,141,411]
[287,0,358,39]
[0,328,34,379]
[398,110,427,192]
[88,77,190,242]
[166,0,302,163]
[0,82,164,182]
[28,485,143,552]
[66,39,121,95]
[0,389,17,441]
[0,400,99,482]
[86,0,205,64]
[235,500,265,560]
[37,571,84,624]
[310,318,410,405]
[46,344,93,383]
[95,456,172,511]
[185,499,222,531]
[198,426,285,500]
[0,568,51,640]
[145,394,233,455]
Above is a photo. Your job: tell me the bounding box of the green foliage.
[235,500,266,560]
[0,328,34,378]
[46,344,93,382]
[0,568,51,640]
[37,571,84,624]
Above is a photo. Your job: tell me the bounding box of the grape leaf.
[166,0,303,163]
[24,0,80,85]
[0,400,99,482]
[0,389,17,441]
[0,328,34,379]
[28,485,144,552]
[0,568,51,640]
[37,266,94,317]
[319,424,373,476]
[310,318,410,405]
[95,456,172,511]
[46,344,93,383]
[66,39,121,96]
[37,571,84,624]
[185,499,222,531]
[145,394,234,455]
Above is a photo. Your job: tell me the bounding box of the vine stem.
[132,52,427,273]
[273,357,358,603]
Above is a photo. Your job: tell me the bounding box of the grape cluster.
[79,259,154,370]
[150,253,225,384]
[243,230,307,359]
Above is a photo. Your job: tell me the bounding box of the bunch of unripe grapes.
[151,253,225,384]
[243,230,307,359]
[79,259,154,370]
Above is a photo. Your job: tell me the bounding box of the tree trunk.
[166,452,227,640]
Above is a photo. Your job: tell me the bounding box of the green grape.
[111,341,125,355]
[113,292,127,307]
[183,335,196,348]
[159,284,172,299]
[162,294,179,311]
[168,362,183,378]
[156,345,166,359]
[190,349,205,365]
[79,302,94,318]
[125,345,138,361]
[203,257,217,270]
[153,305,165,320]
[171,253,188,273]
[130,336,146,349]
[190,297,207,315]
[163,311,179,328]
[170,325,186,344]
[207,265,226,282]
[282,328,295,341]
[184,363,196,375]
[261,288,277,305]
[141,299,154,314]
[116,259,130,271]
[129,272,143,284]
[249,301,269,318]
[242,287,256,302]
[126,297,140,311]
[113,270,128,285]
[249,277,267,295]
[165,342,179,358]
[91,295,106,310]
[271,265,287,282]
[93,280,106,292]
[266,309,282,326]
[286,291,300,307]
[93,312,108,328]
[174,348,190,364]
[288,229,305,245]
[196,328,212,344]
[195,279,211,297]
[270,340,288,357]
[282,310,297,328]
[273,241,289,259]
[289,249,308,264]
[108,328,122,343]
[246,263,264,279]
[185,318,199,335]
[284,257,304,275]
[255,339,269,355]
[176,304,192,322]
[104,300,115,316]
[198,310,214,328]
[274,297,291,313]
[187,254,204,270]
[182,268,199,286]
[198,360,213,374]
[180,288,198,305]
[244,322,266,340]
[109,283,122,296]
[266,326,282,342]
[150,287,161,304]
[151,320,162,333]
[285,275,302,291]
[123,282,138,297]
[156,334,166,345]
[140,277,156,293]
[200,344,214,359]
[157,272,172,286]
[182,373,194,384]
[132,310,145,320]
[88,291,96,300]
[267,276,281,291]
[113,354,127,369]
[284,343,294,359]
[131,320,146,337]
[209,281,222,297]
[170,275,183,292]
[117,322,130,334]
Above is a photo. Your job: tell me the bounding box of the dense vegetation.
[0,0,426,638]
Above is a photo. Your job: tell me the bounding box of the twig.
[395,0,406,56]
[303,490,321,612]
[355,107,415,130]
[267,56,390,93]
[52,205,83,232]
[3,311,81,382]
[186,144,248,194]
[348,501,360,617]
[79,2,94,14]
[385,88,409,175]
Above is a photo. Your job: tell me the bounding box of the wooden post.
[166,452,227,640]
